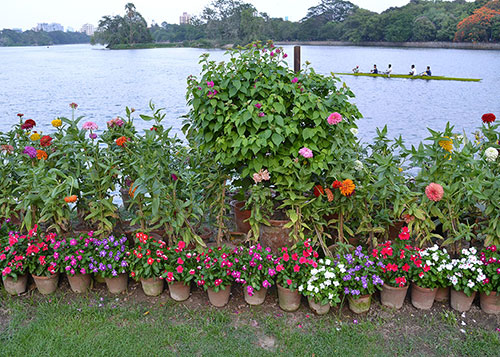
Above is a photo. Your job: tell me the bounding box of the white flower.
[324,259,331,266]
[354,160,363,171]
[469,247,477,255]
[307,285,313,292]
[324,280,332,286]
[311,269,319,276]
[298,285,304,292]
[426,260,432,267]
[328,293,333,300]
[485,147,498,162]
[325,271,335,279]
[314,287,319,293]
[333,281,340,287]
[350,128,358,135]
[319,283,325,289]
[450,276,458,285]
[467,280,475,288]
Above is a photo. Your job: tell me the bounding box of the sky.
[0,0,431,31]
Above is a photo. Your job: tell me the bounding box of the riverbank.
[276,41,500,51]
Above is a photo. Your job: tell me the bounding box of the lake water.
[1,44,499,145]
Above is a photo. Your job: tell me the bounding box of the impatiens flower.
[40,135,52,147]
[82,121,98,131]
[327,112,342,125]
[482,113,496,124]
[298,147,313,158]
[339,179,355,197]
[485,147,498,162]
[51,118,62,128]
[70,102,78,109]
[398,227,410,240]
[23,146,37,158]
[425,182,444,202]
[21,119,36,130]
[36,150,48,160]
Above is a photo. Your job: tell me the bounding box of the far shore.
[275,41,500,51]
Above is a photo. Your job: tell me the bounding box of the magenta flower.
[171,174,178,181]
[82,121,98,131]
[327,112,343,125]
[23,146,37,158]
[255,103,262,109]
[425,183,444,202]
[283,53,288,58]
[207,81,214,88]
[270,52,275,57]
[299,147,313,159]
[258,112,265,117]
[292,77,298,83]
[89,133,97,140]
[246,285,254,296]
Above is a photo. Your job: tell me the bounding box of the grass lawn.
[0,281,499,356]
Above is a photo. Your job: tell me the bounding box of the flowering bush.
[60,232,95,276]
[337,246,384,298]
[0,231,29,280]
[25,226,64,277]
[127,232,168,280]
[160,241,197,286]
[193,246,234,292]
[447,247,486,296]
[89,235,129,278]
[410,244,452,289]
[273,240,319,291]
[299,258,342,306]
[479,245,500,294]
[232,244,275,296]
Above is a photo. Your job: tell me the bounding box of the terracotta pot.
[480,291,500,314]
[450,289,476,312]
[67,273,91,293]
[141,277,164,297]
[348,294,372,314]
[411,284,436,310]
[207,285,231,307]
[231,200,251,234]
[94,274,106,284]
[260,219,293,253]
[435,286,450,302]
[244,287,267,305]
[308,297,330,315]
[277,284,301,312]
[380,284,408,309]
[2,274,28,295]
[105,273,128,294]
[32,273,59,295]
[169,281,191,301]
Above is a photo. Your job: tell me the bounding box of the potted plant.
[161,241,197,301]
[89,235,129,294]
[337,246,384,314]
[232,244,275,305]
[478,245,500,314]
[60,232,95,293]
[0,230,29,295]
[299,257,342,315]
[447,247,486,312]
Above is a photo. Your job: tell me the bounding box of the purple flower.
[351,289,360,296]
[263,280,271,288]
[89,133,97,140]
[99,263,106,271]
[23,146,37,158]
[107,264,112,269]
[120,260,128,267]
[99,251,106,257]
[112,270,117,277]
[344,287,350,295]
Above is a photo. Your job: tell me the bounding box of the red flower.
[398,227,410,240]
[214,279,222,286]
[425,183,444,202]
[70,102,78,109]
[40,135,53,147]
[131,271,136,277]
[313,185,324,197]
[482,113,496,124]
[423,265,431,272]
[147,257,154,265]
[332,180,342,189]
[402,264,410,272]
[116,136,128,146]
[418,272,424,278]
[276,264,284,272]
[291,253,298,261]
[176,265,184,273]
[17,113,24,118]
[286,279,292,285]
[372,249,379,258]
[21,119,36,130]
[177,258,184,265]
[395,276,407,287]
[299,257,306,264]
[293,264,300,272]
[283,253,289,262]
[178,241,186,250]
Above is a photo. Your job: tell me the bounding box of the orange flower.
[325,188,334,202]
[339,179,355,197]
[128,182,137,198]
[116,136,127,146]
[36,149,48,160]
[64,195,78,203]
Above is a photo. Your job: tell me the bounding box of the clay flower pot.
[277,284,301,312]
[2,274,28,295]
[411,284,436,310]
[435,286,450,303]
[308,297,330,315]
[348,294,372,314]
[207,285,231,307]
[380,284,409,309]
[450,289,476,312]
[105,273,128,294]
[141,277,164,297]
[480,291,500,314]
[169,281,191,301]
[244,287,267,305]
[32,273,59,295]
[67,273,91,294]
[231,200,251,234]
[259,220,292,253]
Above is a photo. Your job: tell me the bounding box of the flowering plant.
[447,247,486,296]
[0,231,29,280]
[273,240,319,291]
[410,244,452,289]
[128,232,167,280]
[337,246,384,298]
[232,244,275,296]
[88,235,129,278]
[479,245,500,294]
[193,246,234,292]
[299,258,342,306]
[160,241,197,285]
[25,226,64,277]
[59,232,95,276]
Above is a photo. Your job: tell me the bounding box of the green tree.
[412,16,437,41]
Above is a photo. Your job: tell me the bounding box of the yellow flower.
[398,167,403,172]
[438,136,453,153]
[30,132,41,141]
[51,118,62,128]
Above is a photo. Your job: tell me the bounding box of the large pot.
[169,281,191,301]
[348,294,371,314]
[479,291,500,314]
[231,200,251,234]
[207,285,231,307]
[67,273,91,293]
[277,284,301,312]
[450,289,476,312]
[105,273,128,294]
[244,286,267,305]
[435,286,450,302]
[411,284,436,310]
[260,219,293,253]
[308,297,330,315]
[2,274,28,295]
[32,273,59,295]
[141,277,164,297]
[380,284,408,309]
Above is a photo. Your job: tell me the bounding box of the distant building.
[35,23,64,32]
[66,26,75,32]
[80,24,95,36]
[285,16,289,21]
[179,12,191,25]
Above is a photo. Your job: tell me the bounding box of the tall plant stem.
[216,179,227,247]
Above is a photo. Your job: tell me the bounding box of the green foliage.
[0,30,89,47]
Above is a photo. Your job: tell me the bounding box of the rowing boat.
[334,72,481,82]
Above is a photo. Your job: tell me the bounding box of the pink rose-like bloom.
[255,103,262,109]
[253,172,262,184]
[292,77,298,83]
[327,112,343,125]
[425,183,444,202]
[82,121,98,131]
[299,147,313,159]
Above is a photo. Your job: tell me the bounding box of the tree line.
[0,29,89,47]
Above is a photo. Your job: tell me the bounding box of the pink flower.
[176,265,184,274]
[292,77,298,83]
[246,285,254,296]
[327,112,342,125]
[258,112,265,117]
[207,81,214,88]
[255,103,262,109]
[283,53,288,58]
[82,121,98,131]
[286,279,292,285]
[299,147,313,159]
[214,279,222,286]
[293,264,300,272]
[425,183,444,202]
[69,102,78,109]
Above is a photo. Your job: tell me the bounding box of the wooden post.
[294,46,301,73]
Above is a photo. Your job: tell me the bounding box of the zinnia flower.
[438,136,453,153]
[353,160,363,171]
[325,188,334,202]
[482,113,496,124]
[64,195,78,203]
[339,179,355,197]
[116,136,127,146]
[82,121,98,131]
[313,185,324,197]
[128,183,137,198]
[332,180,342,189]
[1,145,14,154]
[40,135,52,147]
[327,112,342,125]
[23,146,37,158]
[89,133,97,140]
[21,119,36,130]
[425,183,444,202]
[36,150,48,160]
[51,118,62,128]
[107,117,124,128]
[69,102,78,109]
[298,147,313,158]
[30,132,40,141]
[485,147,498,162]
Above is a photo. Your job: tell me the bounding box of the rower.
[425,66,432,76]
[384,64,392,77]
[409,64,416,76]
[352,65,359,73]
[370,64,378,74]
